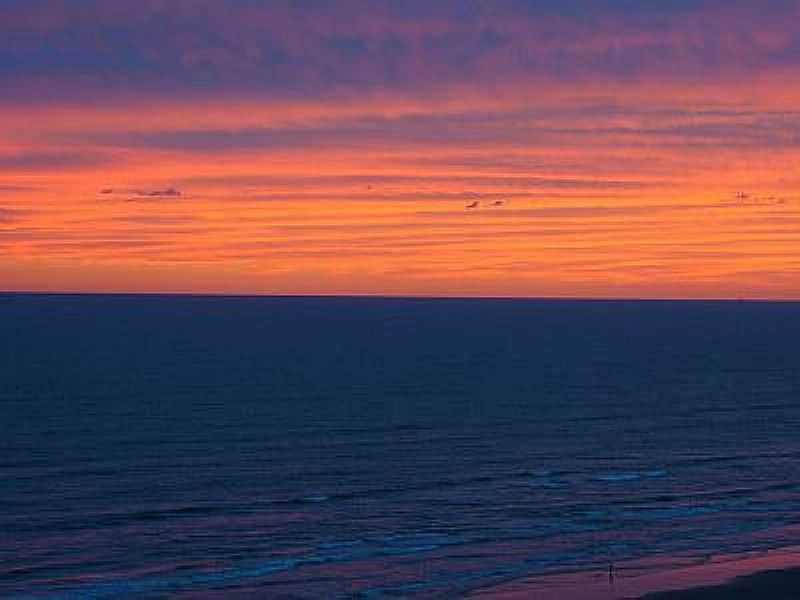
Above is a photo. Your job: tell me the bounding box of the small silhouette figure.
[609,563,615,584]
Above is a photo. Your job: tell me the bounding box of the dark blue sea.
[2,295,800,598]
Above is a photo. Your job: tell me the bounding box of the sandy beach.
[469,546,800,599]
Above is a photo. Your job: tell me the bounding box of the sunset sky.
[1,0,799,299]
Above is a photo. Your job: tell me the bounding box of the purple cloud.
[1,1,799,104]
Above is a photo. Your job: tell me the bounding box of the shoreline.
[468,546,800,599]
[644,568,800,599]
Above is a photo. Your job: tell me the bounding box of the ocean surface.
[2,295,800,598]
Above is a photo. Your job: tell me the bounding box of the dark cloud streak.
[101,188,182,200]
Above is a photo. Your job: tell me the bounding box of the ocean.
[2,295,800,598]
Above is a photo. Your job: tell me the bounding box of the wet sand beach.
[471,546,800,599]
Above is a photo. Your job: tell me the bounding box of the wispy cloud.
[0,151,112,172]
[0,207,28,223]
[0,185,35,193]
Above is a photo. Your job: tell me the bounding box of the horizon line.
[1,290,798,303]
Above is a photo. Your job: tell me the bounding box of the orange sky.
[1,2,799,298]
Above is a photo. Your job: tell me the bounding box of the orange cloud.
[1,3,799,299]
